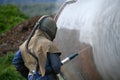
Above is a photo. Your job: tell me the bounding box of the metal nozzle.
[61,53,78,65]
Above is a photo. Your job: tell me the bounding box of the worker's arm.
[12,49,29,79]
[46,53,61,74]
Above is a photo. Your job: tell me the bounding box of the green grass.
[0,53,26,80]
[0,4,28,34]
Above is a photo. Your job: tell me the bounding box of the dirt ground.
[0,16,41,56]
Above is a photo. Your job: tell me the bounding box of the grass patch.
[0,53,26,80]
[0,4,28,34]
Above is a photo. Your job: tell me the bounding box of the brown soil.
[0,16,41,56]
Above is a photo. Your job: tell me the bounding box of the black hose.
[25,22,39,61]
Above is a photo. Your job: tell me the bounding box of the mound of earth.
[0,16,41,56]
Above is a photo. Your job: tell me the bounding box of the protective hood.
[20,30,61,76]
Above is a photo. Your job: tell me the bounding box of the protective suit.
[13,15,61,80]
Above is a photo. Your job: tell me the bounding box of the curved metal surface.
[54,0,120,80]
[54,28,101,80]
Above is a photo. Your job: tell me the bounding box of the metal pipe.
[54,0,77,21]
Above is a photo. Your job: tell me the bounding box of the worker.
[13,15,62,80]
